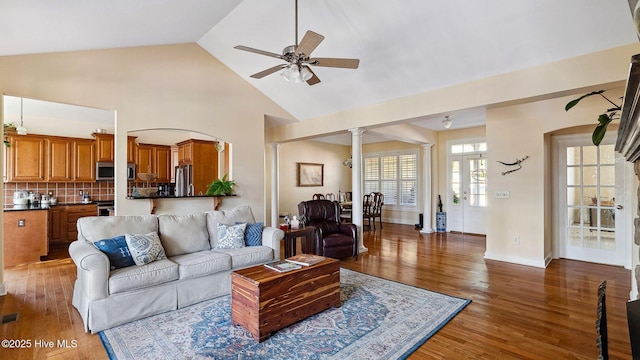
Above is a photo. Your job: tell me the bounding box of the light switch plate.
[495,191,510,199]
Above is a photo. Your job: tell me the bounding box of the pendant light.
[16,98,27,135]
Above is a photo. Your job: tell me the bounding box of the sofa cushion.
[158,213,210,257]
[170,251,231,280]
[213,246,274,269]
[93,235,135,269]
[206,206,256,248]
[125,232,167,266]
[237,222,264,246]
[77,215,158,243]
[215,223,246,249]
[108,259,179,294]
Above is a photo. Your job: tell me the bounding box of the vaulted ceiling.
[1,0,637,138]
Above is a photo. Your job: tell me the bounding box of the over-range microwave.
[96,162,136,181]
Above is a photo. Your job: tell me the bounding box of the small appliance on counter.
[13,190,28,205]
[40,194,50,208]
[82,194,92,204]
[29,192,41,207]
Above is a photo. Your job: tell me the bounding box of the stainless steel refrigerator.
[174,164,193,197]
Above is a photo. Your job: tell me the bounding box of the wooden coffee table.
[230,257,341,342]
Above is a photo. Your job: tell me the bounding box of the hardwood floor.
[0,223,632,359]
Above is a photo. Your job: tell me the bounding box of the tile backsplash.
[4,181,114,205]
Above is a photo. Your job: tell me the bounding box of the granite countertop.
[3,205,50,212]
[3,202,99,211]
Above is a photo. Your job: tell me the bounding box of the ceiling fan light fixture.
[300,66,312,81]
[280,64,302,82]
[442,116,453,129]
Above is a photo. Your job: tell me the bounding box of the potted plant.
[3,122,16,147]
[565,90,622,146]
[206,174,236,196]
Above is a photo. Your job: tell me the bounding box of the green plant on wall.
[206,174,236,195]
[565,90,622,146]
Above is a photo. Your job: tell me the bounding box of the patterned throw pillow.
[124,232,167,266]
[94,235,135,269]
[236,222,264,246]
[215,223,247,249]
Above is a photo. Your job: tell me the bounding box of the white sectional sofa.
[69,206,283,333]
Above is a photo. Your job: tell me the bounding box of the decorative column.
[270,143,280,228]
[349,128,368,254]
[421,144,434,233]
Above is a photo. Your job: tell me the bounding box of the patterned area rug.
[99,269,470,359]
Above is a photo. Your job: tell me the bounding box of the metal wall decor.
[497,155,529,175]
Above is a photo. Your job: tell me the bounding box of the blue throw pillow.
[236,222,264,246]
[94,235,135,269]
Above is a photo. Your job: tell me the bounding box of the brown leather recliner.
[298,200,358,260]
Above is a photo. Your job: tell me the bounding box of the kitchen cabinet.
[177,141,193,165]
[93,133,114,162]
[5,134,46,182]
[5,134,96,182]
[154,146,172,183]
[65,204,98,242]
[3,209,49,266]
[127,136,137,164]
[48,138,73,182]
[176,139,218,195]
[73,139,96,181]
[135,143,171,183]
[48,206,67,244]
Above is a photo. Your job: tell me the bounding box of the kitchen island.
[3,208,48,267]
[3,202,99,267]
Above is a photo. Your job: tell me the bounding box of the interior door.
[555,134,630,266]
[448,154,487,234]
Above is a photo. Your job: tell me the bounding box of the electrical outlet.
[17,219,25,227]
[495,191,510,199]
[79,190,83,196]
[513,236,520,244]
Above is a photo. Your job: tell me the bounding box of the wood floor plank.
[0,223,632,359]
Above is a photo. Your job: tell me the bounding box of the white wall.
[276,140,351,217]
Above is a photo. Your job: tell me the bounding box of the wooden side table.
[283,226,316,257]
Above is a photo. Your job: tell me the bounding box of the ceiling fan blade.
[295,30,324,57]
[309,57,360,69]
[250,64,287,79]
[234,45,284,60]
[305,66,321,86]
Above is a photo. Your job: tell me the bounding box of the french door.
[554,133,631,266]
[448,154,487,234]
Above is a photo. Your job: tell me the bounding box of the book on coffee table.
[264,260,302,273]
[286,254,326,266]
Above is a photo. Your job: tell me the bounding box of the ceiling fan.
[234,0,360,86]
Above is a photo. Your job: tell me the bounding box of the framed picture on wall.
[297,162,324,187]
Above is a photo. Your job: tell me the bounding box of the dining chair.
[362,193,373,231]
[371,192,384,230]
[325,193,335,201]
[312,193,325,200]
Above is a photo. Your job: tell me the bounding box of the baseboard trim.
[483,252,547,268]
